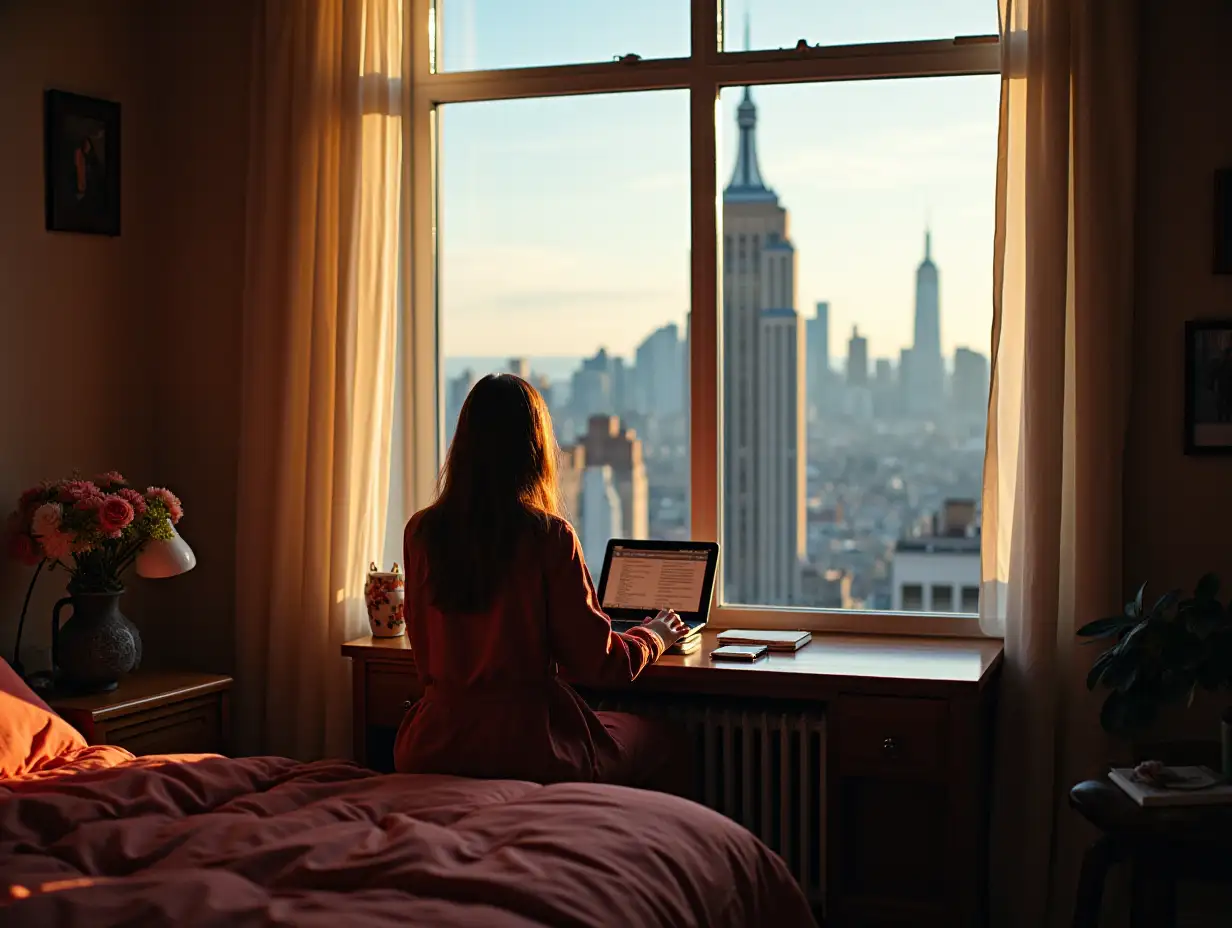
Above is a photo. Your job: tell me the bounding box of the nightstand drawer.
[101,695,223,755]
[49,671,232,757]
[366,664,420,729]
[835,695,949,776]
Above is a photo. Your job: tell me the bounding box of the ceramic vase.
[365,563,406,638]
[53,590,141,694]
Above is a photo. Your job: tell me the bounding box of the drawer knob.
[402,699,413,711]
[882,736,901,756]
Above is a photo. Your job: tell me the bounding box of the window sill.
[710,604,999,639]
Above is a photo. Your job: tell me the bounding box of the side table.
[1069,750,1232,928]
[46,670,232,756]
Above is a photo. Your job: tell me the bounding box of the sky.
[437,1,1001,367]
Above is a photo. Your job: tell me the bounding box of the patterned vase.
[53,590,140,694]
[364,563,406,638]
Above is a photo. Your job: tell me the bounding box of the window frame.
[402,0,1002,637]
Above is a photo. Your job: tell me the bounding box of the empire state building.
[722,87,806,606]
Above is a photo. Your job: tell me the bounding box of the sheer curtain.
[981,0,1138,924]
[234,0,404,760]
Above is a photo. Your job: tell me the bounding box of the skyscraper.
[908,229,944,418]
[806,301,830,415]
[846,326,868,386]
[634,323,684,418]
[578,415,649,541]
[722,84,806,606]
[952,347,990,421]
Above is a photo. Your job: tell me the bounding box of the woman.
[393,374,692,793]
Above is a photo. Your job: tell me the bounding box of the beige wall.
[0,0,159,667]
[0,0,252,674]
[1127,0,1232,594]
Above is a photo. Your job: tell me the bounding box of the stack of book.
[1108,765,1232,807]
[715,629,812,652]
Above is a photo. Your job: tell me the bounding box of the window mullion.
[688,0,721,556]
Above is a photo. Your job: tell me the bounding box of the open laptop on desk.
[595,539,720,641]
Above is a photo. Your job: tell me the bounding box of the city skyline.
[438,5,1000,365]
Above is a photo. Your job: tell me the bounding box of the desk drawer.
[366,664,420,729]
[835,695,949,776]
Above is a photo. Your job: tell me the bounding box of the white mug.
[364,562,406,638]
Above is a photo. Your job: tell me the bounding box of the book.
[1108,766,1232,807]
[666,633,703,655]
[716,629,811,651]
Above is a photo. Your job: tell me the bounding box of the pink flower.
[7,532,40,566]
[98,496,135,535]
[39,529,73,561]
[93,471,127,488]
[145,487,183,524]
[31,502,63,538]
[116,488,147,517]
[19,483,51,513]
[58,480,100,503]
[73,494,105,513]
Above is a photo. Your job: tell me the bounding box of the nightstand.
[46,671,232,756]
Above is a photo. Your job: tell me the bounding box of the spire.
[724,11,776,203]
[925,227,931,261]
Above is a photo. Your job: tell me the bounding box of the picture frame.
[44,90,121,236]
[1184,320,1232,454]
[1215,169,1232,274]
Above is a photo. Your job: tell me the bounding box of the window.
[931,584,954,613]
[438,92,691,574]
[901,584,923,611]
[408,1,1000,635]
[961,585,980,614]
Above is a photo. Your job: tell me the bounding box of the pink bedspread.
[0,752,816,927]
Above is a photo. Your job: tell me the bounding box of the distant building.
[444,367,477,445]
[907,229,944,419]
[800,564,853,609]
[891,499,981,614]
[846,326,868,387]
[952,347,990,421]
[577,415,649,541]
[634,323,684,418]
[579,466,623,579]
[508,358,530,379]
[873,357,896,418]
[807,301,831,414]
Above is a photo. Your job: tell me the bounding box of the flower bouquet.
[7,472,184,592]
[5,472,190,691]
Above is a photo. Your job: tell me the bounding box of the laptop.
[595,539,720,638]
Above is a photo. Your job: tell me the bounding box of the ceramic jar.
[364,562,406,638]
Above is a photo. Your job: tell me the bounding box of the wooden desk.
[343,630,1002,927]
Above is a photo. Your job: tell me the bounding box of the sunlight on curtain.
[236,0,404,761]
[980,1,1138,925]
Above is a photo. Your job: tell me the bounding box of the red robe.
[394,513,684,790]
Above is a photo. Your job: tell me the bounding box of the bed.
[1,662,816,927]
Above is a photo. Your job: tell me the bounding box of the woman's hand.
[641,609,689,649]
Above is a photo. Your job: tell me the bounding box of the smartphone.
[710,644,769,662]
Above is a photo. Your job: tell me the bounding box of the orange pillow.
[0,658,86,779]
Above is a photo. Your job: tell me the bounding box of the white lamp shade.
[135,522,197,579]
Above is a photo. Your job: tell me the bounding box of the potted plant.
[4,473,193,693]
[1080,575,1232,772]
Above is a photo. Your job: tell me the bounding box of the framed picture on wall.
[1185,320,1232,454]
[1215,169,1232,274]
[44,90,121,236]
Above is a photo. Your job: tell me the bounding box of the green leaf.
[1077,615,1140,638]
[1086,649,1116,690]
[1151,590,1180,620]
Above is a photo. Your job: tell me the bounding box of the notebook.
[716,629,811,651]
[1108,766,1232,807]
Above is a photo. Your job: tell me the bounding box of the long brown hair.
[414,374,562,613]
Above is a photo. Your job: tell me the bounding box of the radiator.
[592,694,827,907]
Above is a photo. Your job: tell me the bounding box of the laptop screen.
[600,545,711,614]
